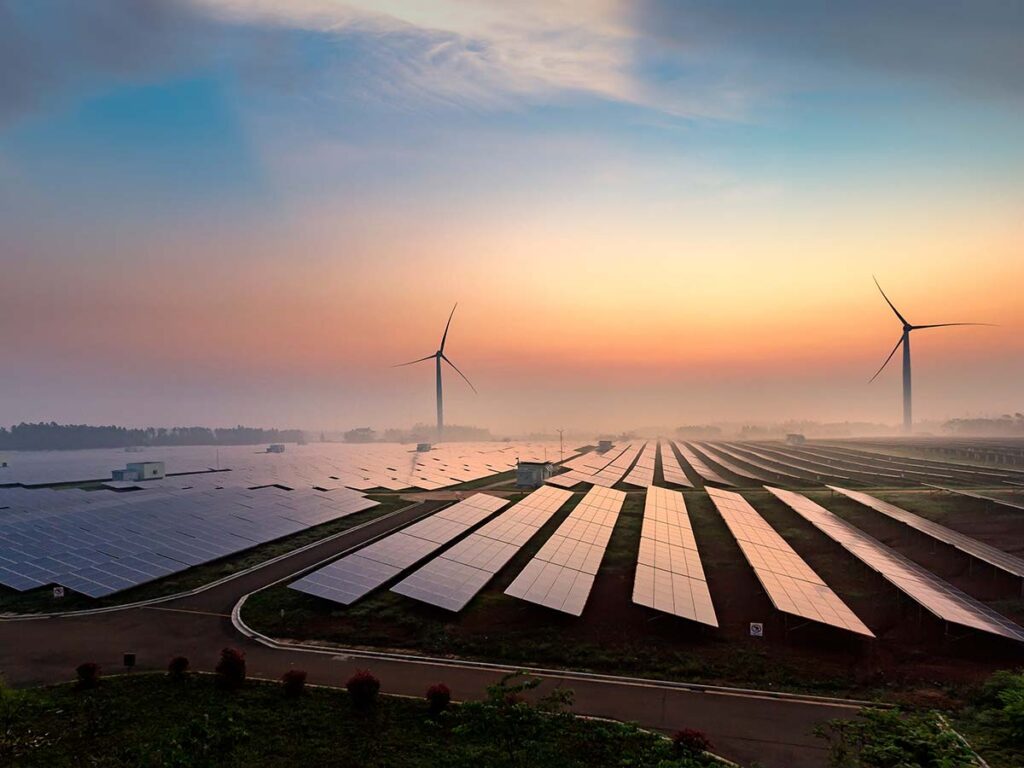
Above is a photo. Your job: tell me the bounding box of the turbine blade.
[869,336,904,383]
[441,354,477,394]
[392,353,436,368]
[439,303,458,353]
[912,322,997,330]
[873,276,910,326]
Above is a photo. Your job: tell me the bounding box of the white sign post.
[749,622,764,637]
[52,586,65,599]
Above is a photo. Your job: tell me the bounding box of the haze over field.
[2,1,1022,433]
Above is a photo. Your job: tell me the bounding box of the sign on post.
[749,622,764,637]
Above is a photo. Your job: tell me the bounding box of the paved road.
[0,501,859,767]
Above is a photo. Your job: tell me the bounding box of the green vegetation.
[813,669,1024,768]
[0,497,407,615]
[952,669,1024,768]
[0,672,719,768]
[816,708,977,767]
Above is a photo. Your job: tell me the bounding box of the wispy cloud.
[632,0,1024,103]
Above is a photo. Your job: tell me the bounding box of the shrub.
[816,708,974,768]
[426,683,451,715]
[167,656,190,679]
[346,670,380,709]
[672,728,712,756]
[75,662,101,689]
[281,669,307,698]
[215,647,246,690]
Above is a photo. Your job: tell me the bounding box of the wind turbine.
[869,277,991,433]
[394,304,476,442]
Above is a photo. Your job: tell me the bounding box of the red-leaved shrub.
[673,728,712,756]
[215,647,246,689]
[75,662,101,689]
[346,670,380,709]
[425,683,451,714]
[168,656,190,679]
[282,669,307,698]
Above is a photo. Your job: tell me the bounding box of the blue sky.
[1,1,1022,432]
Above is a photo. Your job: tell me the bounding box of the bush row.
[70,650,452,713]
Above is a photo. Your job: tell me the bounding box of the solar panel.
[0,485,378,597]
[705,487,873,636]
[632,487,717,626]
[621,442,657,488]
[289,493,509,605]
[674,442,731,486]
[391,486,573,611]
[765,486,1024,642]
[505,485,626,615]
[658,441,693,488]
[829,486,1024,579]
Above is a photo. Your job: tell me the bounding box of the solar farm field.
[4,438,1024,701]
[244,462,1024,698]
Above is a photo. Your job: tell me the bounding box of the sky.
[1,0,1022,435]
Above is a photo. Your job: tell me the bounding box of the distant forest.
[0,423,305,451]
[944,414,1024,436]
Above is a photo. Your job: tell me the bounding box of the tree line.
[0,423,305,451]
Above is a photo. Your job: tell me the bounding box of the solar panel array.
[706,487,873,636]
[0,484,377,597]
[726,443,850,481]
[766,486,1024,642]
[829,486,1024,579]
[391,485,573,611]
[675,442,732,486]
[698,443,792,482]
[659,441,694,488]
[621,441,657,488]
[546,444,623,488]
[588,442,646,487]
[547,442,644,489]
[505,485,626,615]
[0,441,576,492]
[289,493,509,605]
[633,487,717,625]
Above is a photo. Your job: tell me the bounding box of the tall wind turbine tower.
[870,277,991,433]
[394,304,476,441]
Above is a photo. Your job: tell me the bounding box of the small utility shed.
[111,461,166,482]
[516,460,555,488]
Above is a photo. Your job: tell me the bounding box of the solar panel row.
[706,487,873,636]
[621,441,657,488]
[674,442,732,486]
[633,487,717,626]
[659,441,694,488]
[698,443,794,482]
[829,486,1024,579]
[288,493,509,605]
[765,486,1024,643]
[505,486,626,615]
